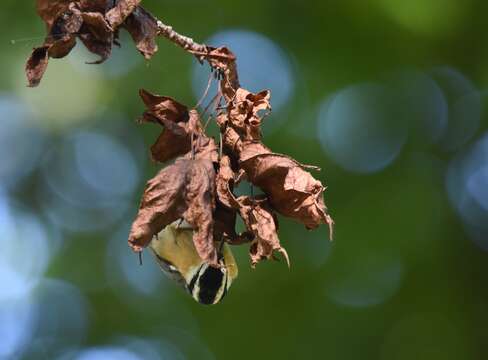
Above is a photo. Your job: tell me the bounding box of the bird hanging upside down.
[149,221,238,305]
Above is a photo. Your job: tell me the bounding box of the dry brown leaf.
[149,129,191,164]
[140,89,189,125]
[139,89,197,163]
[183,158,217,265]
[27,3,83,86]
[239,141,333,236]
[215,156,288,266]
[185,133,219,164]
[78,11,113,63]
[123,6,159,59]
[130,101,219,265]
[218,84,334,237]
[106,0,141,28]
[139,89,220,164]
[25,47,50,87]
[213,156,254,247]
[27,0,159,86]
[28,1,111,85]
[213,203,237,243]
[238,196,289,268]
[214,156,240,242]
[202,47,239,100]
[78,0,112,12]
[208,44,333,239]
[216,156,239,209]
[49,4,84,47]
[227,88,271,141]
[37,0,71,28]
[128,157,218,266]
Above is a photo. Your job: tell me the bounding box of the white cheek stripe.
[189,263,207,300]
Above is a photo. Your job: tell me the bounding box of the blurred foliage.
[1,0,488,359]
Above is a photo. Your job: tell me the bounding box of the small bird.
[149,221,238,305]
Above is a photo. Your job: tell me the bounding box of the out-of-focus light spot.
[117,336,187,360]
[446,92,481,150]
[28,279,89,354]
[0,265,32,301]
[388,70,448,144]
[40,130,140,232]
[106,225,170,297]
[74,347,142,360]
[41,197,128,233]
[0,196,51,301]
[317,83,408,173]
[15,53,107,130]
[467,166,488,211]
[0,94,46,189]
[324,251,405,308]
[376,0,469,37]
[446,133,488,250]
[69,32,142,78]
[431,66,475,100]
[73,132,139,197]
[0,299,36,359]
[192,29,294,115]
[431,67,480,152]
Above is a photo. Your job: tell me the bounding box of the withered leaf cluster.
[27,0,158,87]
[26,1,334,269]
[128,46,334,268]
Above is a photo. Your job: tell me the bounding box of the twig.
[155,18,240,99]
[156,20,207,53]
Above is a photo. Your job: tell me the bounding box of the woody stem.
[156,20,207,53]
[155,18,240,100]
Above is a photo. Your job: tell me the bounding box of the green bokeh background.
[1,1,488,359]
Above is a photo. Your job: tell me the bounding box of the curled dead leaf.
[140,90,191,163]
[139,89,219,163]
[105,0,141,28]
[79,11,114,63]
[216,156,288,266]
[213,203,237,242]
[128,157,218,266]
[216,156,239,209]
[217,84,334,238]
[140,88,189,125]
[202,46,239,100]
[239,141,333,237]
[25,47,50,87]
[227,88,271,141]
[238,196,289,268]
[77,0,113,12]
[27,0,160,86]
[37,0,71,28]
[123,6,159,59]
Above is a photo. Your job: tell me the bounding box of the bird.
[149,220,238,305]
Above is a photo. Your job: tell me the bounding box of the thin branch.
[156,20,207,53]
[155,18,240,100]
